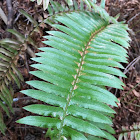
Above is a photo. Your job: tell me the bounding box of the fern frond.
[0,28,37,134]
[45,0,114,23]
[45,0,85,24]
[0,111,6,134]
[23,0,116,38]
[0,38,24,134]
[19,9,38,26]
[118,123,140,140]
[31,0,107,13]
[17,8,130,140]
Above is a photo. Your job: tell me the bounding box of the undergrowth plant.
[16,0,131,140]
[30,0,90,10]
[119,123,140,140]
[0,28,37,133]
[0,14,37,133]
[0,36,24,134]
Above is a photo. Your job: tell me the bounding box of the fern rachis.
[17,7,130,140]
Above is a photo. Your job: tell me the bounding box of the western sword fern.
[118,123,140,140]
[17,1,130,140]
[0,28,36,134]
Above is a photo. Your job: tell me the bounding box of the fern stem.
[58,26,106,139]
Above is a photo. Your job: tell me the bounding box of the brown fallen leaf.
[132,89,140,97]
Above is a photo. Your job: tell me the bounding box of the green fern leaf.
[17,10,130,140]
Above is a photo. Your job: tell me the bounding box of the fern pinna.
[17,6,130,140]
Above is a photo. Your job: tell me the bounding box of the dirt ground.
[0,0,140,139]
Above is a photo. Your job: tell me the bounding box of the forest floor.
[0,0,140,140]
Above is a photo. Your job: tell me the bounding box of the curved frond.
[17,10,130,140]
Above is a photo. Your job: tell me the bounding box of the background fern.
[17,1,131,139]
[45,0,117,24]
[0,20,37,134]
[45,0,93,24]
[0,5,47,133]
[0,36,24,134]
[30,0,93,10]
[118,123,140,140]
